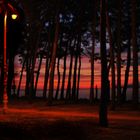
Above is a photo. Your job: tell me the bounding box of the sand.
[0,99,140,140]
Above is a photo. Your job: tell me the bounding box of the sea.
[15,88,140,101]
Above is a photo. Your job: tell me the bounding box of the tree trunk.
[66,39,76,100]
[121,0,131,103]
[17,57,26,97]
[7,56,14,98]
[122,40,131,102]
[72,34,82,101]
[29,23,42,98]
[95,85,98,100]
[55,58,61,100]
[43,29,51,99]
[60,44,68,100]
[72,43,79,101]
[48,14,59,105]
[34,55,43,96]
[131,0,139,108]
[116,0,122,104]
[19,0,42,98]
[43,56,50,98]
[66,49,74,100]
[90,0,96,104]
[76,55,81,101]
[106,1,116,110]
[99,0,108,127]
[25,57,31,97]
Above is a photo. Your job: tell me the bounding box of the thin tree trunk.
[29,56,36,98]
[66,40,76,100]
[72,45,79,101]
[55,32,63,100]
[99,0,108,127]
[95,85,98,100]
[66,52,73,100]
[25,57,31,97]
[17,58,26,97]
[76,55,81,101]
[106,1,116,110]
[121,1,131,103]
[90,0,96,104]
[122,40,131,102]
[131,0,139,108]
[116,0,122,104]
[43,56,50,98]
[0,68,1,90]
[60,44,68,100]
[34,55,43,96]
[55,58,61,100]
[48,14,59,105]
[72,34,81,101]
[7,56,14,98]
[28,23,42,98]
[43,29,51,99]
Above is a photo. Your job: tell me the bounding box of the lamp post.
[3,8,8,113]
[0,0,18,113]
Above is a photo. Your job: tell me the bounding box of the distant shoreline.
[12,88,140,101]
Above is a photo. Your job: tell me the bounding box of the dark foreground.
[0,100,140,140]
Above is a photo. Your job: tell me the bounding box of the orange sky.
[14,55,140,90]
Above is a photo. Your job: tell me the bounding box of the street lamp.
[11,13,18,20]
[0,0,18,113]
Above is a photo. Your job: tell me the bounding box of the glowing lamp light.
[11,14,18,20]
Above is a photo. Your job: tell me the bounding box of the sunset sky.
[14,51,140,91]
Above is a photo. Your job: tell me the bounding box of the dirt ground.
[0,100,140,140]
